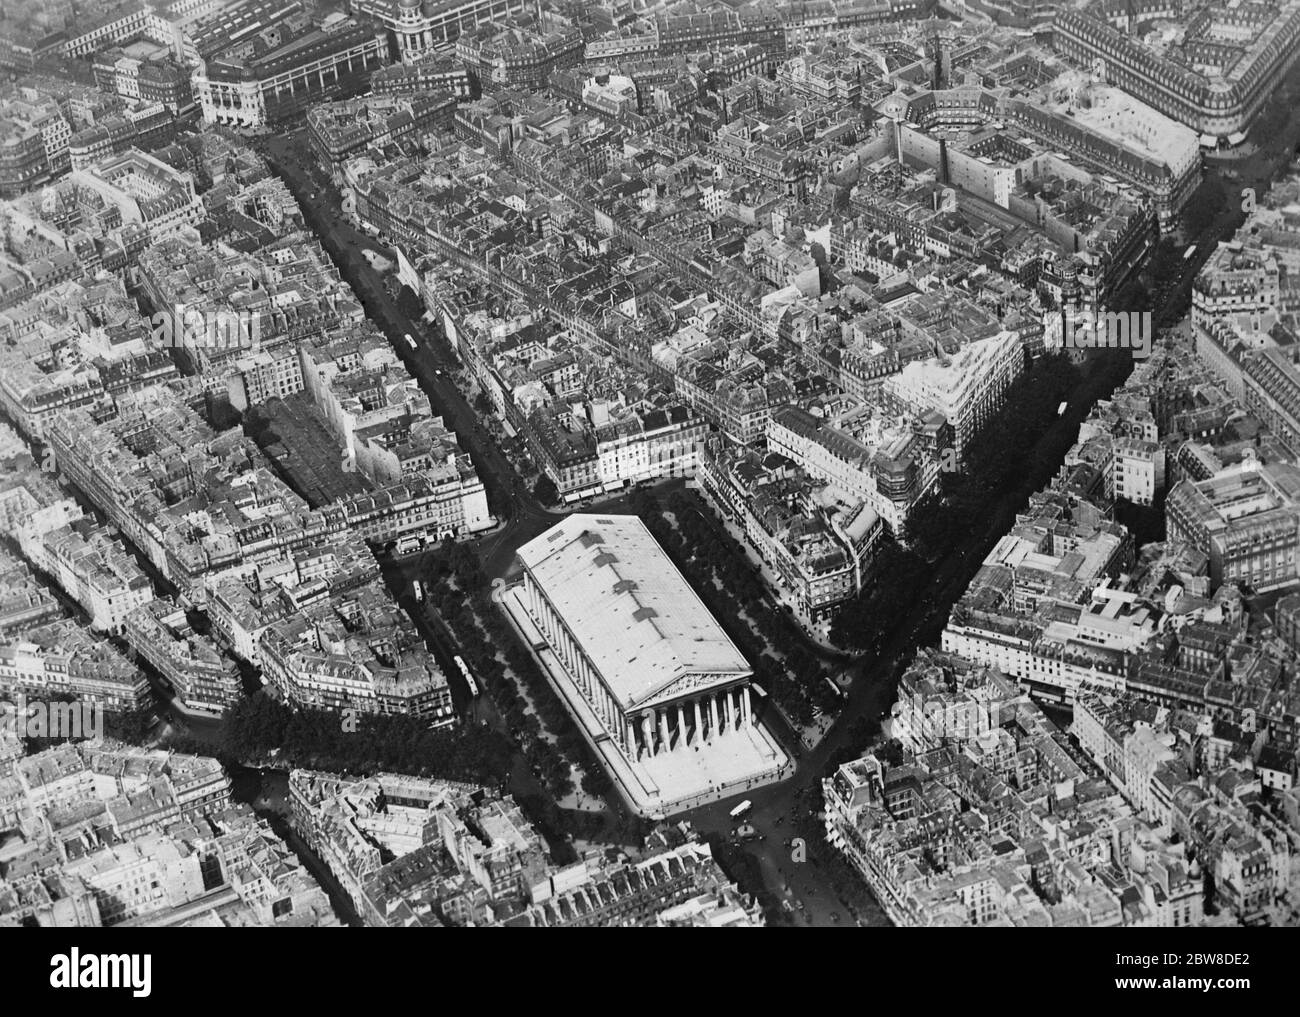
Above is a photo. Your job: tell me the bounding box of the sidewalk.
[692,483,845,655]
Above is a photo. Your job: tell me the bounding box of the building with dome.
[193,14,390,128]
[350,0,533,61]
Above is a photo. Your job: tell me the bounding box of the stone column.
[642,713,655,757]
[725,689,737,732]
[742,686,753,726]
[658,709,671,753]
[709,694,719,739]
[693,699,703,745]
[677,703,688,748]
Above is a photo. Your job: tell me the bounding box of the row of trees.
[10,700,155,754]
[220,695,513,783]
[627,487,840,727]
[421,541,655,853]
[424,539,613,802]
[830,353,1088,650]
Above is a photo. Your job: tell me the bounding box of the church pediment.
[631,670,747,711]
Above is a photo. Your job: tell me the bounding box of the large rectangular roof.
[517,514,750,710]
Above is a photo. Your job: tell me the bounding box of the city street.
[256,86,1300,924]
[9,0,1300,956]
[263,130,557,535]
[256,128,1156,927]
